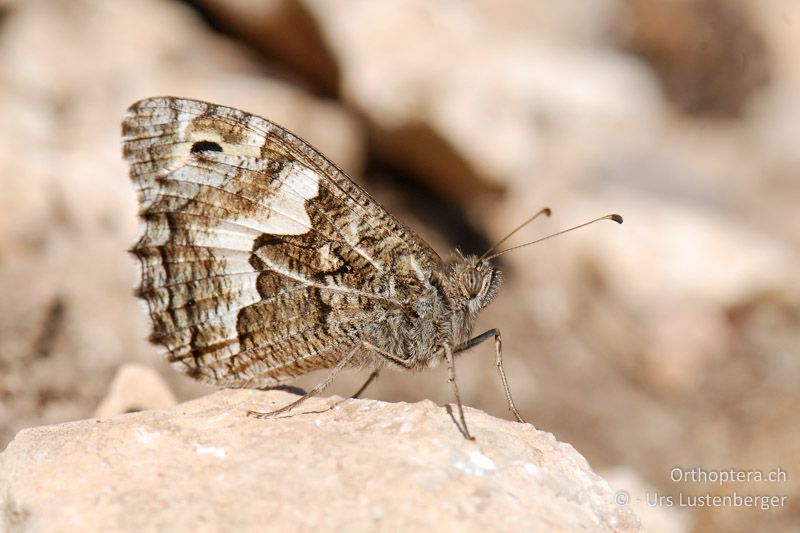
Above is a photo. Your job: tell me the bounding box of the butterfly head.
[449,255,503,312]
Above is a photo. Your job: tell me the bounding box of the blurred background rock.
[0,1,797,531]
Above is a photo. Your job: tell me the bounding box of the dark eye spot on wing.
[190,140,223,153]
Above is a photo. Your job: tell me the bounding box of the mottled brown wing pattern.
[122,97,441,387]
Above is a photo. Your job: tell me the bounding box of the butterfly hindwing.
[122,97,440,387]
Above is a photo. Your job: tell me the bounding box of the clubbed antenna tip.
[484,211,624,261]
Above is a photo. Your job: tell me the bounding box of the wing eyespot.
[190,140,223,154]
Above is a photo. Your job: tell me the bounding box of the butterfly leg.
[351,369,380,399]
[361,341,473,439]
[361,341,414,368]
[444,344,475,440]
[362,341,474,439]
[247,344,360,419]
[455,328,525,423]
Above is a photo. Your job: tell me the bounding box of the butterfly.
[122,97,621,439]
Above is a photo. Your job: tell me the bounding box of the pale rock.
[601,467,692,533]
[621,0,769,117]
[301,0,661,201]
[558,194,800,310]
[194,0,340,93]
[745,0,800,240]
[93,363,178,419]
[0,390,641,532]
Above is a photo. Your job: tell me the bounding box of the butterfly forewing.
[122,97,441,387]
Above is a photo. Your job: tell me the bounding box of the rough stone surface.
[0,390,640,532]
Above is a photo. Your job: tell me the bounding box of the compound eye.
[461,269,483,298]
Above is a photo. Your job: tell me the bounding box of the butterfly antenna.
[479,207,552,260]
[484,214,623,261]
